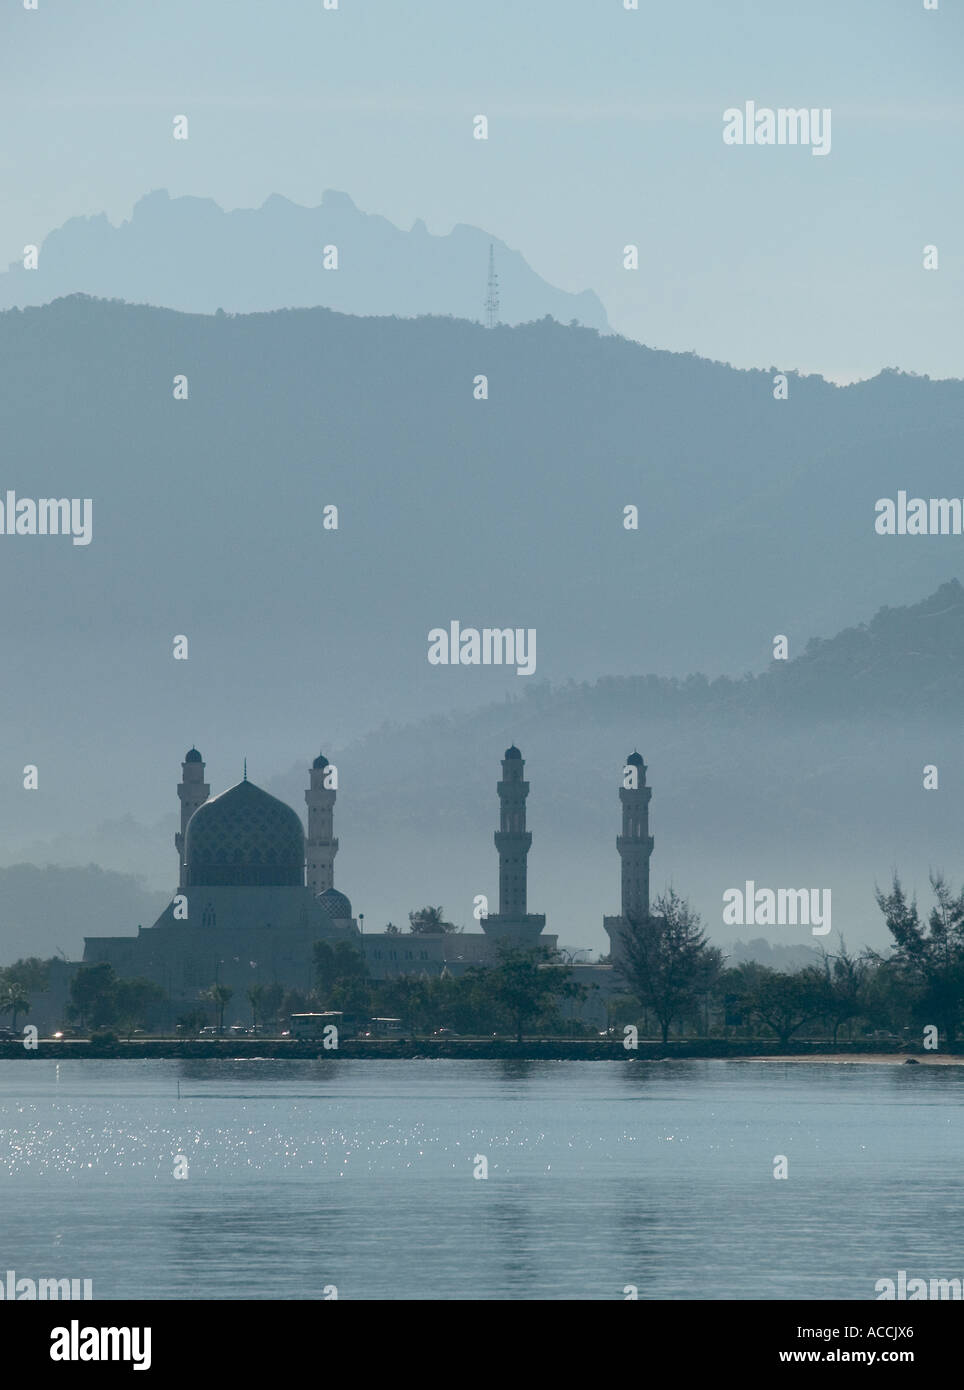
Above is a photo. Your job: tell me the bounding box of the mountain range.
[0,291,961,958]
[0,189,609,328]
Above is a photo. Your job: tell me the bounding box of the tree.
[372,975,433,1035]
[384,923,401,936]
[176,1008,207,1035]
[604,994,639,1035]
[817,940,874,1042]
[280,988,312,1025]
[260,983,285,1031]
[313,940,368,997]
[68,963,119,1031]
[408,906,460,934]
[201,984,233,1034]
[616,891,724,1043]
[729,962,826,1046]
[860,958,913,1037]
[3,958,51,993]
[114,978,164,1040]
[247,983,265,1028]
[874,874,964,1042]
[0,981,30,1031]
[485,945,573,1042]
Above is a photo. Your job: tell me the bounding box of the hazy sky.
[2,0,961,383]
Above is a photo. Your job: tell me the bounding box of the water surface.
[0,1059,958,1300]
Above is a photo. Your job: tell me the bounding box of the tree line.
[2,874,962,1044]
[611,876,964,1046]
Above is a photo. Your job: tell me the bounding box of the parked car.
[199,1026,218,1037]
[0,1026,19,1041]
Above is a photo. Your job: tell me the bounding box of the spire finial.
[243,757,247,782]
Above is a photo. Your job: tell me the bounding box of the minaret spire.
[175,747,210,890]
[482,746,546,945]
[604,751,655,965]
[305,753,339,895]
[617,750,653,921]
[496,744,530,917]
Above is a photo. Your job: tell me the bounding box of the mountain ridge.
[1,189,610,329]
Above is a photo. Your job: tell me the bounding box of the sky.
[1,0,961,383]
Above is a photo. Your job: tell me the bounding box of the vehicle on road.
[290,1012,344,1040]
[367,1018,404,1039]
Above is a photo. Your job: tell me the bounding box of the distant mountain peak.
[0,189,609,328]
[320,189,357,210]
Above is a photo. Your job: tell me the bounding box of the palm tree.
[0,983,30,1031]
[408,906,460,934]
[201,984,233,1034]
[247,983,265,1028]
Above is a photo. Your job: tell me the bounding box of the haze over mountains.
[0,190,609,329]
[0,285,961,962]
[4,580,962,963]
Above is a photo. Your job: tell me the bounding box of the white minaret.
[604,751,654,963]
[483,745,546,945]
[305,753,338,895]
[175,747,209,890]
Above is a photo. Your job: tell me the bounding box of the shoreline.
[0,1039,959,1063]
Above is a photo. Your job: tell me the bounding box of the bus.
[367,1017,404,1039]
[289,1012,343,1039]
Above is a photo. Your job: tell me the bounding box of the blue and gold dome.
[316,887,353,921]
[184,780,305,887]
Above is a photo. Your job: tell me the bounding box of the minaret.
[175,747,209,890]
[618,751,653,921]
[604,751,654,963]
[305,754,338,895]
[495,744,530,916]
[483,746,546,945]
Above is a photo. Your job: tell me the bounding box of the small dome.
[185,747,203,763]
[317,887,353,921]
[312,753,329,770]
[184,780,305,887]
[504,745,522,760]
[626,751,644,767]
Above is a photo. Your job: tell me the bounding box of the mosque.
[81,743,656,1027]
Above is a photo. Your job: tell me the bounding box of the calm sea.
[0,1058,959,1301]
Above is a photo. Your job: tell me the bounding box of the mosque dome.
[312,754,329,770]
[316,887,353,921]
[185,747,203,763]
[627,751,645,767]
[184,780,305,887]
[504,745,522,760]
